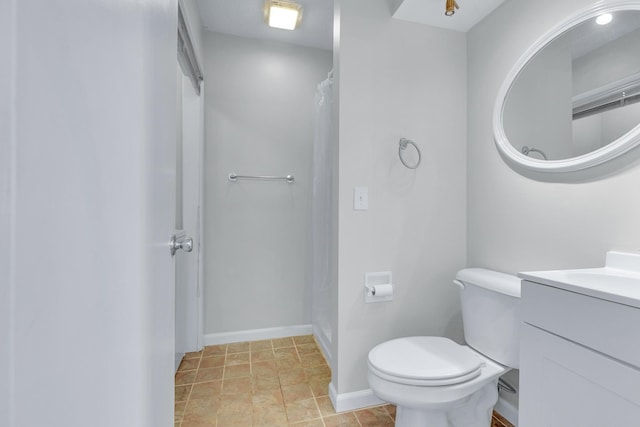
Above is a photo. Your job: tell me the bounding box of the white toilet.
[367,268,521,427]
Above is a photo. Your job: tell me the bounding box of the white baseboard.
[204,324,312,346]
[326,383,517,424]
[174,352,184,373]
[312,324,332,369]
[324,379,517,424]
[328,382,386,413]
[495,396,519,426]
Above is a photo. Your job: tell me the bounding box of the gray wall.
[203,31,332,335]
[572,27,640,152]
[503,16,640,161]
[334,0,467,393]
[0,0,10,422]
[468,0,640,283]
[573,27,640,95]
[467,0,640,412]
[468,0,640,411]
[504,40,573,160]
[573,100,640,153]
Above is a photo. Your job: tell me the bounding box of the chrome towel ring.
[520,146,548,160]
[399,138,421,169]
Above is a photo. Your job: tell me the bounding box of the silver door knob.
[170,234,193,257]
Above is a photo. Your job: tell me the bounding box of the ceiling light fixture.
[445,0,460,16]
[264,0,303,31]
[596,13,613,25]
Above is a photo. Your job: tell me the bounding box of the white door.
[174,68,204,370]
[3,0,178,426]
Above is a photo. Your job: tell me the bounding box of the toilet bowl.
[367,268,521,427]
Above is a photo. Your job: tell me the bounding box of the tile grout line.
[179,336,397,427]
[300,336,335,427]
[176,353,192,426]
[302,339,327,426]
[310,391,327,427]
[177,350,202,427]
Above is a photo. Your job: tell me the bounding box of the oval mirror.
[494,2,640,173]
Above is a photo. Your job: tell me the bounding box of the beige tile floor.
[491,411,514,427]
[174,335,513,427]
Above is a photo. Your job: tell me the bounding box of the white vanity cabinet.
[519,272,640,426]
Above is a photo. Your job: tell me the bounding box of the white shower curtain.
[311,72,334,366]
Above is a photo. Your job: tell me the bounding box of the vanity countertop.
[519,251,640,309]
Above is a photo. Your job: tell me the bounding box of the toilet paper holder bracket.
[365,271,393,303]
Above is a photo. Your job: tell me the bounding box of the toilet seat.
[368,337,484,386]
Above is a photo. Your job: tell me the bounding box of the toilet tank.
[454,268,521,368]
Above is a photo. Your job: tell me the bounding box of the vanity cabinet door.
[522,280,640,367]
[520,324,640,427]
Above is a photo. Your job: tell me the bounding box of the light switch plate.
[354,186,368,210]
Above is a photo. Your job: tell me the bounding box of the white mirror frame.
[493,0,640,173]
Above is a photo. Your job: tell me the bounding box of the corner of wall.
[387,0,405,15]
[335,0,467,397]
[329,382,385,413]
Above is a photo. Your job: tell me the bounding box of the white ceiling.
[196,0,334,51]
[195,0,506,51]
[569,11,640,59]
[392,0,506,32]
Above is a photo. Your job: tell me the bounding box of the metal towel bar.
[228,173,294,183]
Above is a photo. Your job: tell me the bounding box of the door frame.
[175,64,205,368]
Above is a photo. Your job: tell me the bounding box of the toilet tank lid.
[455,268,521,297]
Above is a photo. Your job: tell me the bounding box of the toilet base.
[393,380,499,427]
[396,407,449,427]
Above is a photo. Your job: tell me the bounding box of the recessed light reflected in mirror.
[596,13,613,25]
